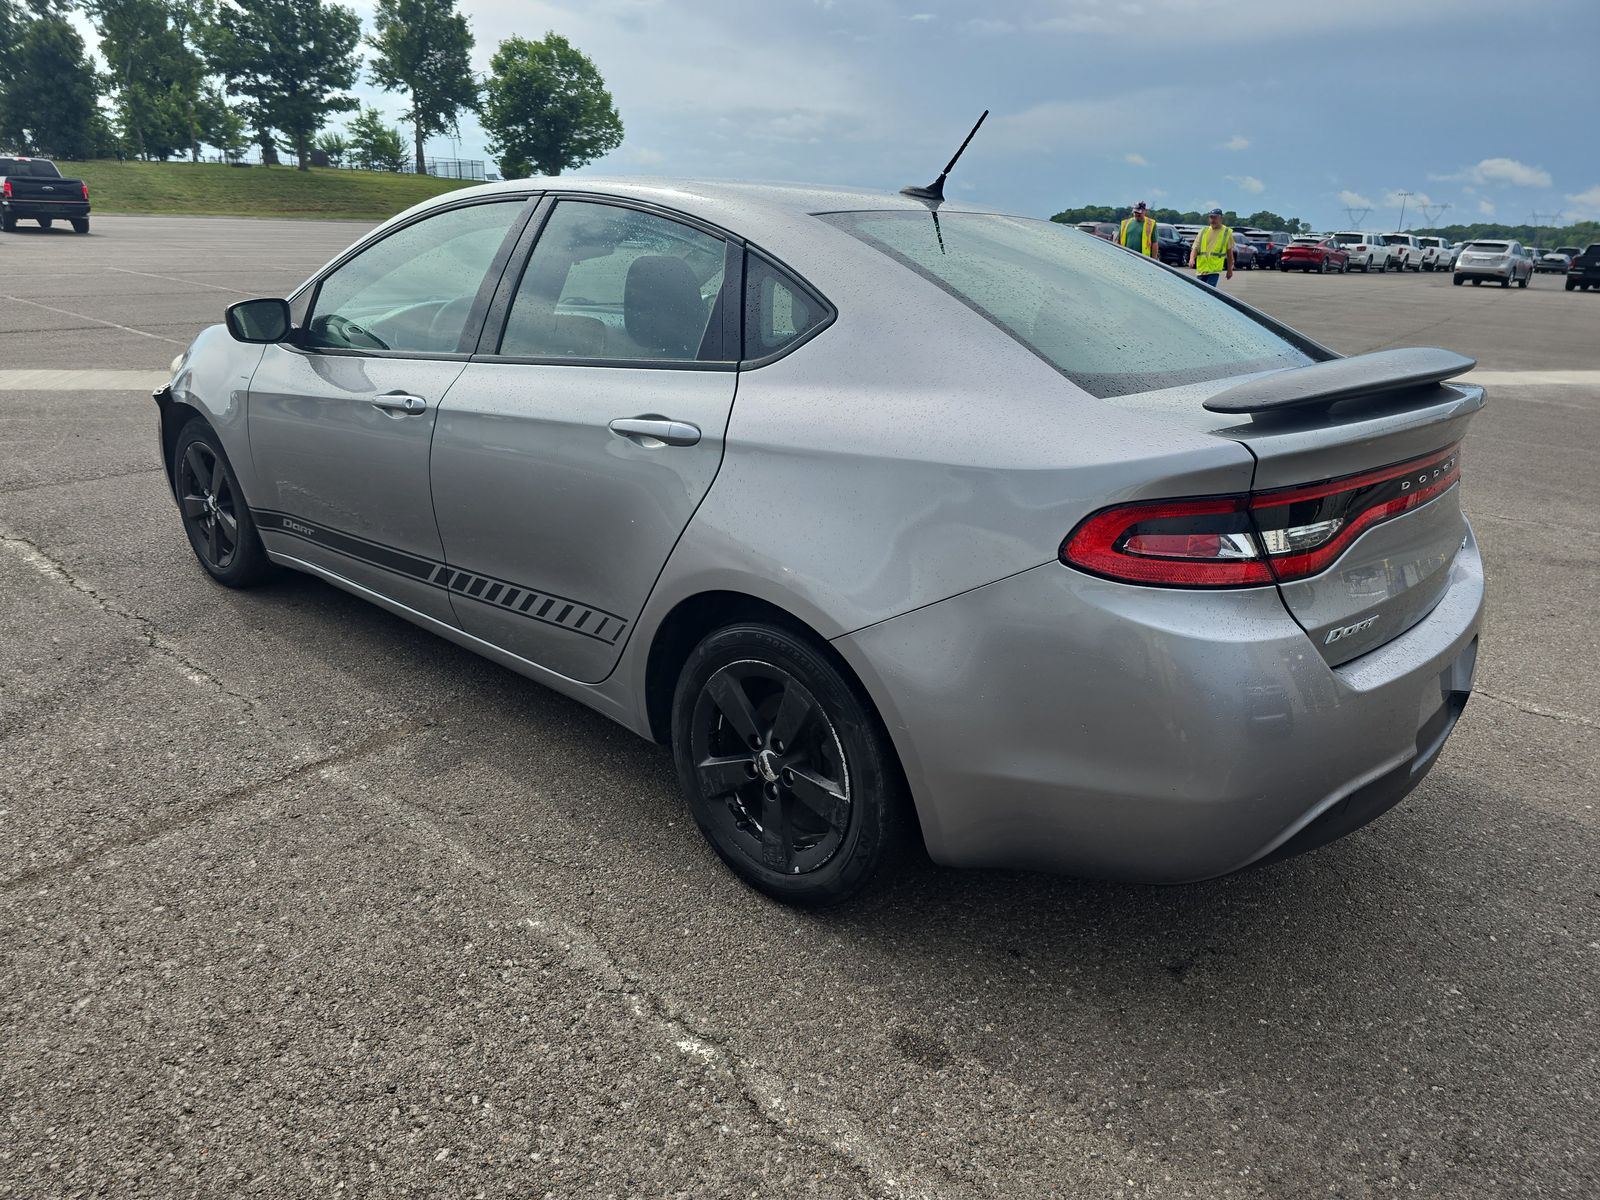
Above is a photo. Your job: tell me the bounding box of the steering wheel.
[319,313,390,351]
[426,296,476,351]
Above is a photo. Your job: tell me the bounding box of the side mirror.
[225,297,292,344]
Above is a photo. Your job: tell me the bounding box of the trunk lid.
[1111,349,1483,666]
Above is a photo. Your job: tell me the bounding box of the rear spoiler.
[1204,347,1476,415]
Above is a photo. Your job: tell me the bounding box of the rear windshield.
[1466,242,1509,251]
[821,210,1311,399]
[1291,236,1322,244]
[1381,235,1413,246]
[0,159,63,178]
[1333,233,1366,244]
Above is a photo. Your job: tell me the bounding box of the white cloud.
[1338,190,1374,209]
[1124,153,1149,166]
[908,11,936,20]
[1148,187,1167,198]
[1477,198,1496,216]
[1565,185,1600,220]
[1433,158,1553,188]
[966,17,1016,34]
[1220,134,1250,151]
[1229,175,1266,195]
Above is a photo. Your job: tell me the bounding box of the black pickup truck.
[0,157,91,233]
[1566,244,1600,291]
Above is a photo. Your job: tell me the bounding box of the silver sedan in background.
[156,179,1485,904]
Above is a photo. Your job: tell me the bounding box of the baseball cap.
[1206,207,1224,216]
[1133,200,1148,212]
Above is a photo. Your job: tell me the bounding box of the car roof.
[398,175,1012,242]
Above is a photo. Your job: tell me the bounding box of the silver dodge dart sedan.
[155,178,1485,905]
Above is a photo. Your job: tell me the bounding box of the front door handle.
[608,416,701,447]
[370,393,428,416]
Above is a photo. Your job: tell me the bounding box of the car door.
[248,196,533,622]
[428,196,741,683]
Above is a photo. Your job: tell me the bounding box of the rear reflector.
[1061,443,1461,588]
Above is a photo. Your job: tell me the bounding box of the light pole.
[1395,191,1414,231]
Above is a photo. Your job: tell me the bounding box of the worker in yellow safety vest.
[1115,201,1158,256]
[1188,207,1235,286]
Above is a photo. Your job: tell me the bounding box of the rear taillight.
[82,182,89,200]
[1060,444,1461,588]
[2,180,10,198]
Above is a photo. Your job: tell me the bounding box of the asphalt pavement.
[1,215,1596,1199]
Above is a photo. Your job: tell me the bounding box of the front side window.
[303,200,522,354]
[498,201,728,362]
[822,210,1312,399]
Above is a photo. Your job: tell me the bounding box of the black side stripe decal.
[254,509,626,646]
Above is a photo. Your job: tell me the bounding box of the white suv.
[1416,236,1451,272]
[1331,232,1396,273]
[1380,234,1424,271]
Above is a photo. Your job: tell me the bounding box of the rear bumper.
[834,523,1484,882]
[1454,264,1513,281]
[1,198,90,219]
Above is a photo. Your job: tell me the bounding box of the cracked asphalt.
[1,215,1596,1198]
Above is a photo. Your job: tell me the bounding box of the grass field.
[60,160,477,220]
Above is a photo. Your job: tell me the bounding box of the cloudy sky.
[85,0,1600,228]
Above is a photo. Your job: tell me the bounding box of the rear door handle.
[370,393,428,416]
[608,416,701,447]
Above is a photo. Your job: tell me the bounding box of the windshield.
[821,210,1311,399]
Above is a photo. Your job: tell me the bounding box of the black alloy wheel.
[672,623,909,905]
[173,419,273,587]
[178,438,241,571]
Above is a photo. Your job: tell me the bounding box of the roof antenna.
[901,109,988,207]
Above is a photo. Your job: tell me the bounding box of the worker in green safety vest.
[1115,201,1158,257]
[1187,207,1235,286]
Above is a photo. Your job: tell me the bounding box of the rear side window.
[743,252,830,360]
[822,210,1311,399]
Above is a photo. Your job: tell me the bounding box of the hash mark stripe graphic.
[253,509,626,645]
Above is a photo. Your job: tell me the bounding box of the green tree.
[85,0,206,160]
[313,129,348,166]
[347,105,406,171]
[367,0,478,175]
[196,82,248,159]
[200,0,362,170]
[482,33,622,178]
[0,13,103,158]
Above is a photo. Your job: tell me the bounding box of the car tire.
[1518,273,1528,289]
[1566,280,1576,291]
[1341,260,1349,273]
[172,418,275,589]
[70,217,89,234]
[1319,259,1329,274]
[671,622,911,907]
[1500,277,1510,288]
[1473,279,1481,286]
[38,217,54,230]
[1454,275,1464,286]
[0,213,14,233]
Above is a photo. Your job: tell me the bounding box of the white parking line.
[1464,370,1600,387]
[0,295,186,345]
[105,267,250,294]
[0,369,169,391]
